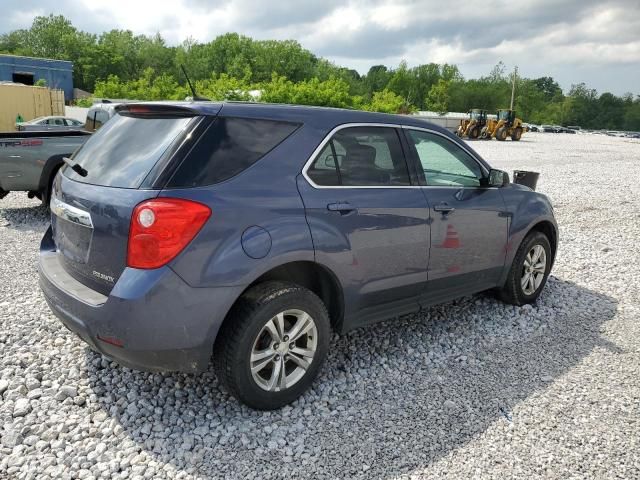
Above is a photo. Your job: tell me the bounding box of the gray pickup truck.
[0,130,91,204]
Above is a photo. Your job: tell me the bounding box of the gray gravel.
[1,132,639,479]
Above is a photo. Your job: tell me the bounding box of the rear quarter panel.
[165,124,326,288]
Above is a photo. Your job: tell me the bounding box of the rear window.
[64,113,193,188]
[167,117,299,187]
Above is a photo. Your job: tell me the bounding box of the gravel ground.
[1,132,639,479]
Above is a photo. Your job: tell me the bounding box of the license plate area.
[51,197,93,264]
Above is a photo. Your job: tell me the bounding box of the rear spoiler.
[115,103,221,117]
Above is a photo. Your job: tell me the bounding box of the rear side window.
[168,117,299,187]
[306,126,410,187]
[64,113,193,188]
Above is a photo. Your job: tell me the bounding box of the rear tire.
[214,281,330,410]
[511,127,523,141]
[468,126,480,139]
[496,127,508,141]
[44,165,62,207]
[497,231,552,306]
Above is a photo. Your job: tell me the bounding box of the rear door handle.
[327,202,356,214]
[433,203,455,214]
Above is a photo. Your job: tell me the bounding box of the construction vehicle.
[481,109,524,141]
[455,109,488,139]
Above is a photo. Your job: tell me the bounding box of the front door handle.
[433,203,455,214]
[327,202,356,214]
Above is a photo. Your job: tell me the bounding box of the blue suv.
[39,102,557,409]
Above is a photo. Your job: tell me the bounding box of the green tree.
[1,15,638,128]
[364,89,407,113]
[425,80,451,114]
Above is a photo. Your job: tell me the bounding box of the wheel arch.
[219,261,345,337]
[526,220,558,267]
[38,154,66,204]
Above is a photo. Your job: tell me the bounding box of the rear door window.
[306,127,410,187]
[64,113,194,188]
[167,117,299,187]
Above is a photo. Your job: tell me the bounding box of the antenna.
[180,65,210,101]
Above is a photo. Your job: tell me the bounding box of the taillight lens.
[127,198,211,269]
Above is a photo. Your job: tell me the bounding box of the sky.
[2,0,639,95]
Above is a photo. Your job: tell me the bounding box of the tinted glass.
[407,130,483,187]
[168,117,299,187]
[64,113,193,188]
[93,110,110,130]
[307,127,410,186]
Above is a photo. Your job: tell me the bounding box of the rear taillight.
[127,198,211,269]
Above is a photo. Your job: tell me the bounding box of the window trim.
[302,123,417,189]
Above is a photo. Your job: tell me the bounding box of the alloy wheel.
[250,309,318,392]
[521,244,547,295]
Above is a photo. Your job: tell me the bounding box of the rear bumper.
[39,228,244,373]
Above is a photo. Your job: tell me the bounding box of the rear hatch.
[50,104,212,295]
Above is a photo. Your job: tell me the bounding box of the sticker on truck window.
[1,139,44,147]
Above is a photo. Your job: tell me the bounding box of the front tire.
[497,231,552,306]
[511,127,523,141]
[468,126,480,139]
[496,127,508,141]
[214,281,330,410]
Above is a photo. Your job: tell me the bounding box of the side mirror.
[487,169,509,187]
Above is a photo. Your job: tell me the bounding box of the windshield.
[64,113,194,188]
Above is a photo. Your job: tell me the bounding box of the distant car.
[540,125,557,133]
[528,125,539,132]
[39,101,558,410]
[16,116,85,132]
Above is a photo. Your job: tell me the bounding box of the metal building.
[0,54,73,102]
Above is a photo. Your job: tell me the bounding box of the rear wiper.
[62,157,88,177]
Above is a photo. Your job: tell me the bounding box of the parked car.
[0,130,91,203]
[16,116,85,132]
[39,102,558,410]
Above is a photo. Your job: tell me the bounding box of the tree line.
[1,15,639,130]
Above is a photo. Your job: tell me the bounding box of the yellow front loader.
[481,109,524,141]
[455,109,487,139]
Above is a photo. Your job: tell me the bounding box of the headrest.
[344,144,377,169]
